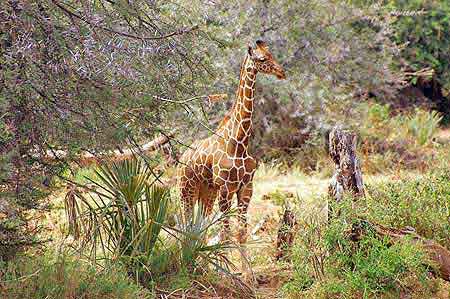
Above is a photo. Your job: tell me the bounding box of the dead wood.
[275,207,297,260]
[41,130,175,165]
[327,126,364,202]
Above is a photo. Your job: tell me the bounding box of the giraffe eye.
[259,58,266,62]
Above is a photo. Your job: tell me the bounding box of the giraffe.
[177,40,286,243]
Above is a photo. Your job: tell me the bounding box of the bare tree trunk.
[327,126,364,202]
[41,130,175,165]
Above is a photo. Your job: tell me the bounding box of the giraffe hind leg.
[237,182,253,244]
[199,183,217,216]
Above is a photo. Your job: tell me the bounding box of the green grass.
[0,254,152,299]
[364,167,450,247]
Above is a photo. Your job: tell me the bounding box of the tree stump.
[275,207,297,260]
[327,126,364,202]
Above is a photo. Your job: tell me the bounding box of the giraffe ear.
[256,40,268,50]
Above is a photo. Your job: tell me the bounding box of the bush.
[355,103,442,173]
[0,254,152,299]
[284,167,449,299]
[285,204,438,299]
[364,167,450,247]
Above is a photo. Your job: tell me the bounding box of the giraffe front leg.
[237,181,256,284]
[237,182,253,244]
[178,167,199,218]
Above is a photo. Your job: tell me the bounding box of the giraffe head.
[248,40,286,80]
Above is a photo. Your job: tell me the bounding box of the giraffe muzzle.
[275,70,286,80]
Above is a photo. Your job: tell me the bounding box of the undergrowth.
[284,166,449,299]
[364,167,450,248]
[0,253,152,299]
[64,157,237,292]
[262,103,445,175]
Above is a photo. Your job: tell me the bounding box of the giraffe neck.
[226,55,257,148]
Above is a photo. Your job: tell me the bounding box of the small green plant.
[405,109,442,146]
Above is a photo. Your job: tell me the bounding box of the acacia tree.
[0,0,215,259]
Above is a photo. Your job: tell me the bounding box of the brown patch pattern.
[177,41,285,242]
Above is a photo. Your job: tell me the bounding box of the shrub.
[284,167,449,299]
[285,202,437,299]
[355,103,442,173]
[65,157,235,287]
[364,167,450,247]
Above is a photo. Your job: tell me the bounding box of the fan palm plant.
[66,158,169,281]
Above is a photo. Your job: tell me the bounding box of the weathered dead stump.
[275,207,297,260]
[327,126,364,202]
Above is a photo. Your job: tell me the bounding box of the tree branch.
[51,0,199,41]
